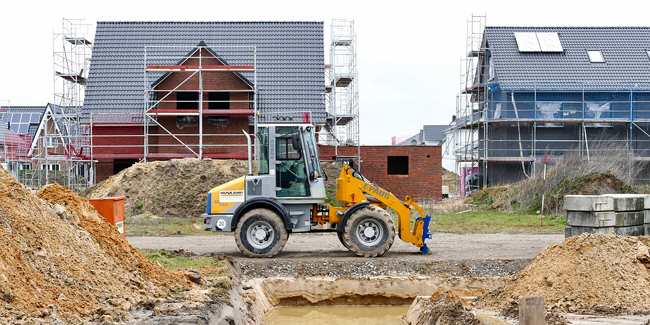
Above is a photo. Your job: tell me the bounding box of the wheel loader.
[202,124,432,257]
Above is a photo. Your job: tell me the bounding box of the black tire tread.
[342,206,395,257]
[234,208,288,258]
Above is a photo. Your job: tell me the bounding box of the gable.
[152,46,253,92]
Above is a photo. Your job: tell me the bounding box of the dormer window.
[587,50,605,63]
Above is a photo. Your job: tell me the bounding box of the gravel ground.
[128,232,563,278]
[127,232,564,260]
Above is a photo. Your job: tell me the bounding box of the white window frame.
[41,163,60,171]
[46,136,58,148]
[587,50,605,63]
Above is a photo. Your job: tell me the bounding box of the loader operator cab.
[257,124,324,198]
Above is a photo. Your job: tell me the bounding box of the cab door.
[274,126,310,197]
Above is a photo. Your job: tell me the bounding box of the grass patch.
[126,216,225,236]
[139,249,226,271]
[429,210,565,233]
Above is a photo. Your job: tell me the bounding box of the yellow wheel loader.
[202,124,432,257]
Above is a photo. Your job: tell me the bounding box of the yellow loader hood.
[207,176,245,214]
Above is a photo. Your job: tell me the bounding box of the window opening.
[209,92,229,110]
[587,50,605,63]
[387,156,409,175]
[177,92,199,110]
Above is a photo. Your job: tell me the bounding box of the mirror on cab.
[291,133,302,151]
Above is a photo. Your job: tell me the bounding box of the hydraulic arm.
[335,164,433,254]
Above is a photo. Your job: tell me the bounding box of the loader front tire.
[342,206,395,257]
[235,208,288,258]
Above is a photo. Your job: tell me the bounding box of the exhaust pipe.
[242,130,253,175]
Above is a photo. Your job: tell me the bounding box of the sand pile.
[404,292,480,325]
[0,168,190,323]
[481,233,650,314]
[83,158,249,218]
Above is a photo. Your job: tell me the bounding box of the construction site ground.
[11,159,644,324]
[129,233,650,324]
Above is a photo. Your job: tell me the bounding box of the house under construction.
[455,16,650,194]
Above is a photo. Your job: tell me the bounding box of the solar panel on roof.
[514,32,541,52]
[536,33,563,52]
[30,113,40,123]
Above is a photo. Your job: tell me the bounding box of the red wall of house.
[152,117,250,155]
[319,145,442,201]
[155,51,251,111]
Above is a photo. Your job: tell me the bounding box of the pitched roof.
[420,125,448,143]
[0,106,46,139]
[84,21,326,123]
[485,27,650,91]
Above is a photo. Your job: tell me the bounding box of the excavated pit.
[225,259,514,325]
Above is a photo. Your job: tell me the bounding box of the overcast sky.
[1,0,648,144]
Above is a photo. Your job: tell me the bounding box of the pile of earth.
[0,167,192,323]
[472,171,634,214]
[84,158,342,219]
[479,233,650,315]
[404,291,480,325]
[442,168,459,197]
[83,158,250,219]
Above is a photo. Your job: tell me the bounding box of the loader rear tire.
[342,206,395,257]
[234,208,288,258]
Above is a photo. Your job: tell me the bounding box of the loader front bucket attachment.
[416,215,433,255]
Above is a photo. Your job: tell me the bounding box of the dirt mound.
[406,291,480,325]
[473,172,635,214]
[480,233,650,314]
[83,158,249,218]
[0,168,190,323]
[442,168,459,197]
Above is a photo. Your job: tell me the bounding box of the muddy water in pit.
[264,305,410,325]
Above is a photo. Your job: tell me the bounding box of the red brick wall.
[152,117,250,155]
[155,50,251,111]
[96,159,114,182]
[92,125,144,156]
[319,145,442,201]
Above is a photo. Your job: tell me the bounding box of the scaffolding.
[1,19,95,191]
[454,15,650,195]
[138,44,257,161]
[454,14,485,196]
[323,19,361,168]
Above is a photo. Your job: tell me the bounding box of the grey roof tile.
[485,27,650,91]
[421,125,448,143]
[84,21,326,123]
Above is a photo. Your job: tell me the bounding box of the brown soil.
[500,301,568,325]
[410,291,480,325]
[83,158,250,218]
[0,168,191,323]
[479,233,650,315]
[571,172,631,195]
[442,168,459,197]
